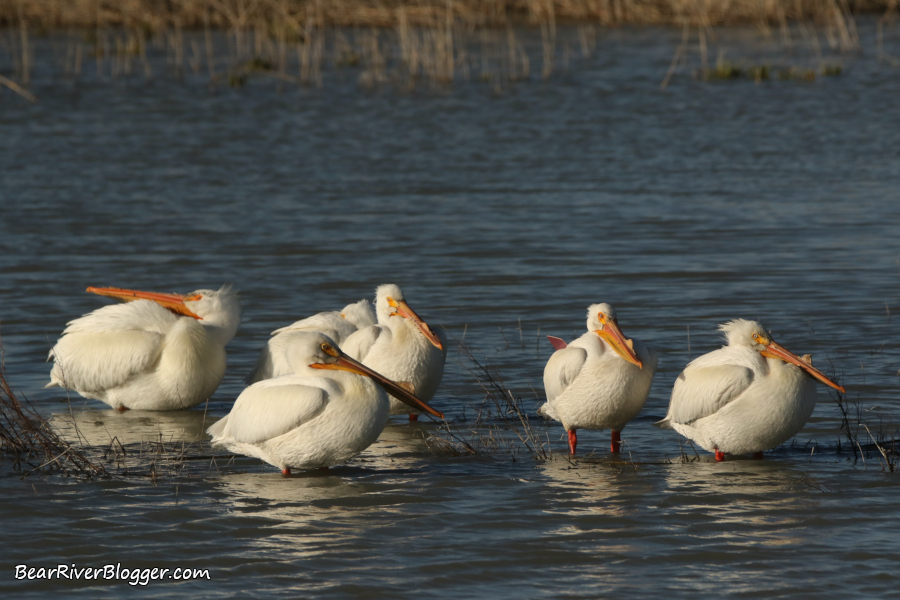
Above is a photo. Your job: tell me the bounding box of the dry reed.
[1,1,892,31]
[425,339,551,459]
[0,0,892,99]
[0,351,108,478]
[0,335,219,481]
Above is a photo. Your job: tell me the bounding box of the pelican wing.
[47,301,178,391]
[665,364,755,425]
[211,377,333,444]
[271,312,339,335]
[341,325,386,362]
[271,311,356,343]
[543,347,588,403]
[245,344,275,384]
[61,299,179,335]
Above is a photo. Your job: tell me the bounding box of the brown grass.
[0,336,213,481]
[2,1,893,31]
[0,0,894,97]
[0,353,108,478]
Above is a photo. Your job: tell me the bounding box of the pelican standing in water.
[656,319,845,461]
[540,303,657,455]
[342,284,446,421]
[208,332,443,475]
[246,299,375,383]
[46,285,241,411]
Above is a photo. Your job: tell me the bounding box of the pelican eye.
[185,294,203,302]
[320,343,332,352]
[752,333,770,345]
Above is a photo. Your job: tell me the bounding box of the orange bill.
[86,286,202,319]
[761,341,846,393]
[595,319,643,368]
[311,349,444,419]
[391,298,443,351]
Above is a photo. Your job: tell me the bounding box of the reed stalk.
[0,346,108,478]
[17,0,30,84]
[427,340,550,459]
[2,1,891,30]
[0,0,891,95]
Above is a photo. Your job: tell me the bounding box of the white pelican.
[207,332,443,475]
[46,285,241,411]
[656,319,845,461]
[341,284,447,421]
[246,299,375,384]
[540,303,657,455]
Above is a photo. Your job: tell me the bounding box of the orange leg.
[567,430,578,455]
[281,468,292,477]
[409,414,419,422]
[610,430,621,454]
[714,449,726,462]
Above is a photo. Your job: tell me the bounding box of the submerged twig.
[0,73,37,103]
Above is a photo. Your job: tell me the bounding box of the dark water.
[2,21,900,598]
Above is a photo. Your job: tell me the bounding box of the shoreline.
[3,0,889,31]
[1,1,892,100]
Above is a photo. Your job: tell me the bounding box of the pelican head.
[179,284,241,342]
[586,303,617,331]
[375,284,405,321]
[587,303,643,368]
[87,283,241,343]
[183,283,240,317]
[720,318,845,393]
[279,331,341,377]
[340,299,376,330]
[375,283,443,350]
[308,333,444,418]
[719,319,773,350]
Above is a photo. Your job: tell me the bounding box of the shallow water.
[2,21,900,598]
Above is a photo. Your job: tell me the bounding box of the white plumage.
[208,332,442,475]
[342,284,446,420]
[540,303,657,454]
[47,285,241,411]
[657,319,845,461]
[246,299,375,384]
